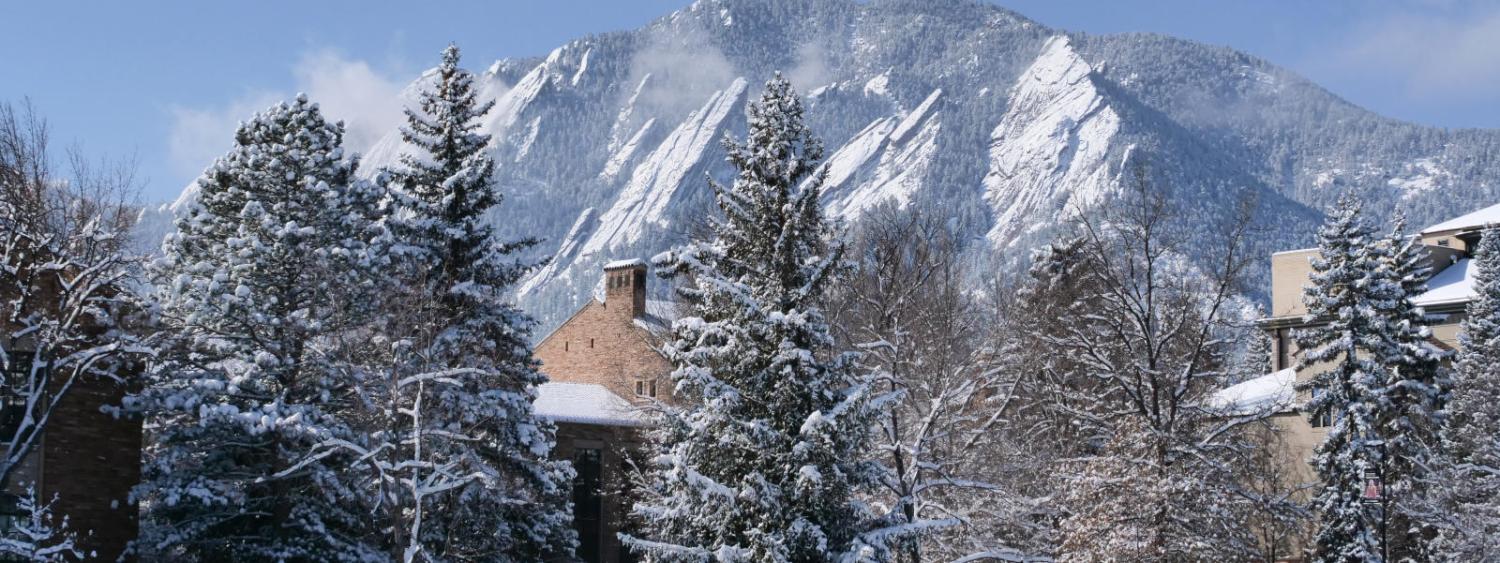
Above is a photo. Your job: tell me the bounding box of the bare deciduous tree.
[0,99,143,558]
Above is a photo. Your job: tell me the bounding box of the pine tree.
[1237,319,1274,382]
[623,74,888,562]
[1428,228,1500,558]
[132,95,388,560]
[379,44,574,560]
[1375,215,1447,560]
[1297,193,1394,562]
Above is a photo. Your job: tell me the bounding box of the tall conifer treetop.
[627,74,891,563]
[135,95,388,560]
[378,44,573,560]
[1295,192,1444,562]
[1427,228,1500,557]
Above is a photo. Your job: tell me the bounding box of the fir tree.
[1428,228,1500,558]
[133,95,388,560]
[624,74,888,562]
[1296,193,1395,562]
[1375,215,1446,561]
[1237,319,1274,382]
[379,44,574,560]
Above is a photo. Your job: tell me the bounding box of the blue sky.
[4,0,1498,203]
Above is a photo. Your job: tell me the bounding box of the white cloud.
[166,92,281,182]
[1319,4,1500,105]
[167,49,407,186]
[786,42,834,93]
[626,26,737,117]
[292,49,406,154]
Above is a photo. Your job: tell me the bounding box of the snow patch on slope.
[518,207,597,298]
[571,48,592,87]
[820,89,944,219]
[601,118,656,182]
[580,77,748,256]
[484,61,549,136]
[1387,157,1451,199]
[985,35,1122,247]
[863,72,890,98]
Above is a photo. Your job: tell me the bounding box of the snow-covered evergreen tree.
[1375,215,1447,560]
[132,95,389,560]
[1426,227,1500,559]
[1236,318,1274,382]
[377,44,574,560]
[624,74,888,562]
[1296,193,1393,562]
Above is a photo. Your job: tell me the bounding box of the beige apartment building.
[1214,202,1500,559]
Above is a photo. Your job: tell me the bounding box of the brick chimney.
[603,259,648,318]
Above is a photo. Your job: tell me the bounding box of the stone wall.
[534,263,673,404]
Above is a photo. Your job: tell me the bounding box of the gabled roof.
[1422,202,1500,234]
[533,382,649,427]
[1207,368,1297,416]
[1413,258,1476,307]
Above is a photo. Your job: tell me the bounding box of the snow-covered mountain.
[148,0,1500,332]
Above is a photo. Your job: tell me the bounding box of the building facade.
[533,259,676,563]
[0,270,141,560]
[1228,202,1500,559]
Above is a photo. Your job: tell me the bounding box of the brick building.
[533,259,676,563]
[1,254,142,560]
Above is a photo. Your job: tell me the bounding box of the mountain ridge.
[142,0,1499,332]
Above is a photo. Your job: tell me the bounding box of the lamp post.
[1362,467,1387,561]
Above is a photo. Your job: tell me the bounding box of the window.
[0,353,33,441]
[589,338,595,349]
[1438,238,1450,247]
[1275,329,1289,371]
[0,492,19,533]
[1309,388,1333,428]
[635,379,657,398]
[564,341,569,352]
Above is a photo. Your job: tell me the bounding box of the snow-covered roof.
[533,382,648,427]
[1413,258,1476,307]
[1207,368,1297,415]
[604,258,647,269]
[1422,202,1500,234]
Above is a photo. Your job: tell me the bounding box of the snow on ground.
[514,116,542,162]
[482,59,549,137]
[517,208,596,298]
[533,382,648,426]
[1413,258,1475,307]
[1207,368,1297,415]
[984,35,1121,247]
